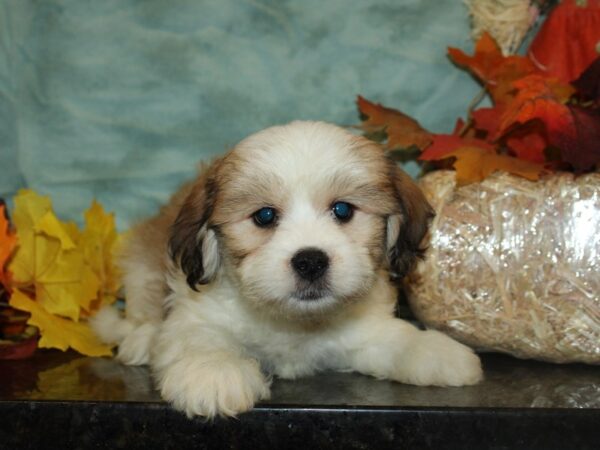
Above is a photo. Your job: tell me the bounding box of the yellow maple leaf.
[9,190,102,321]
[11,189,53,232]
[79,200,122,311]
[35,210,77,250]
[9,289,113,357]
[7,190,122,355]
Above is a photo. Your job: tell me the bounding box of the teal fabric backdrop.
[0,0,479,229]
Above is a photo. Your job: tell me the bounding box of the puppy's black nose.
[291,248,329,282]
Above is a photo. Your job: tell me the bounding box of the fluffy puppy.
[92,121,482,418]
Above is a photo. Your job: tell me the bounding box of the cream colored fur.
[91,121,483,419]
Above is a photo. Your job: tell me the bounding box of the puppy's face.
[170,121,432,318]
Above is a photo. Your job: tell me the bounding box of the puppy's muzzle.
[291,248,329,282]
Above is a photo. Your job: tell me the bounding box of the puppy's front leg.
[151,313,271,418]
[345,317,483,387]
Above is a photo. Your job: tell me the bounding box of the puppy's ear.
[386,164,435,282]
[169,161,222,290]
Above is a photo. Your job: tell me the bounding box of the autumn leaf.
[497,75,599,171]
[448,147,546,185]
[503,121,548,164]
[35,211,77,250]
[471,106,505,139]
[0,204,17,289]
[572,56,600,104]
[496,75,568,137]
[500,75,575,132]
[448,32,504,82]
[356,96,433,151]
[10,229,100,321]
[528,0,600,83]
[448,32,538,105]
[9,289,112,357]
[79,200,121,311]
[5,190,121,357]
[543,105,600,171]
[356,16,600,184]
[11,190,52,232]
[420,133,496,161]
[462,77,571,165]
[420,134,546,185]
[9,190,101,321]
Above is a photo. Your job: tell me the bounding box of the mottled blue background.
[0,0,480,228]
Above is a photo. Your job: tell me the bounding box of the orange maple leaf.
[498,75,576,135]
[420,134,495,161]
[357,96,433,151]
[0,204,17,290]
[420,134,546,185]
[449,32,538,105]
[446,147,547,185]
[468,75,575,165]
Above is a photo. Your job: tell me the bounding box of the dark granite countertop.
[1,350,599,449]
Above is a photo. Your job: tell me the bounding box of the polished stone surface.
[1,350,599,408]
[1,350,599,449]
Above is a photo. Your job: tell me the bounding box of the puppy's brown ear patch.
[169,160,221,289]
[387,164,435,282]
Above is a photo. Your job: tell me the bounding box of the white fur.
[89,306,134,345]
[92,121,483,419]
[200,228,220,282]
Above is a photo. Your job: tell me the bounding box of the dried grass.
[408,170,600,364]
[464,0,537,55]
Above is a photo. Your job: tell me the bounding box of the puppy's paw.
[157,354,271,418]
[116,323,157,366]
[396,330,483,387]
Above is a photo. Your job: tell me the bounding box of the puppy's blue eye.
[253,207,277,227]
[332,201,353,222]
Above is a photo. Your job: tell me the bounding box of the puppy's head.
[169,121,433,317]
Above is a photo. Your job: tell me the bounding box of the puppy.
[92,121,482,418]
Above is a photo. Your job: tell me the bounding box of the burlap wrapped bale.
[407,170,600,364]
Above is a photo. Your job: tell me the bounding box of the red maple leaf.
[529,0,600,83]
[503,121,548,164]
[471,106,505,139]
[498,75,599,171]
[470,105,548,164]
[572,56,600,104]
[545,105,600,171]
